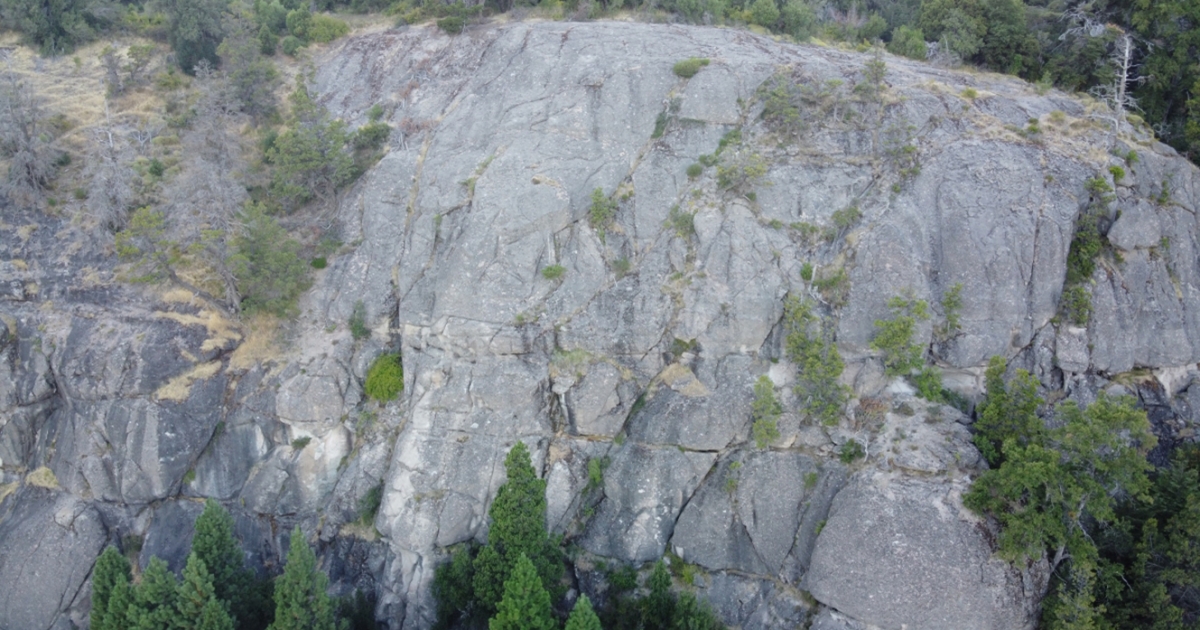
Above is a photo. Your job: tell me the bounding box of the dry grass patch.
[153,302,242,353]
[26,466,59,489]
[229,313,285,370]
[154,360,222,401]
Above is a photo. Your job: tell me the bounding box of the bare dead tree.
[0,66,56,206]
[1061,5,1144,140]
[161,68,249,314]
[83,101,137,230]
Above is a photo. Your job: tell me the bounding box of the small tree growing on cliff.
[472,441,564,614]
[269,527,340,630]
[488,554,556,630]
[91,546,132,630]
[966,390,1156,626]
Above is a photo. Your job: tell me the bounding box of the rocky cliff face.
[2,20,1200,630]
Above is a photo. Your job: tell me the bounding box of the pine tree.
[191,500,257,625]
[101,572,133,630]
[565,594,602,630]
[472,442,563,613]
[127,557,180,630]
[176,553,235,630]
[269,526,339,630]
[91,545,132,630]
[488,554,556,630]
[643,561,675,630]
[199,596,237,630]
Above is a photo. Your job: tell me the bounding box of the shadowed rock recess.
[2,20,1200,630]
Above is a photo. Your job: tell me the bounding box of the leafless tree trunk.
[0,66,56,206]
[83,101,137,230]
[161,69,249,315]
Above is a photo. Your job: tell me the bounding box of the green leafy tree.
[751,375,781,448]
[433,546,476,628]
[1089,447,1200,628]
[748,0,780,28]
[218,18,280,120]
[91,546,133,630]
[472,442,564,614]
[159,0,229,74]
[269,527,340,630]
[971,356,1042,466]
[919,0,985,58]
[0,0,99,54]
[102,574,134,630]
[643,561,675,630]
[672,592,723,630]
[784,296,848,425]
[870,295,929,377]
[127,557,180,630]
[565,594,602,630]
[228,203,312,317]
[966,393,1156,620]
[269,80,356,210]
[780,0,815,39]
[198,597,238,630]
[1130,0,1200,160]
[888,25,927,59]
[487,554,557,630]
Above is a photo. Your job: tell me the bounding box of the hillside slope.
[1,20,1198,630]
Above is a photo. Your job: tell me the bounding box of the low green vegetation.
[588,188,618,237]
[965,359,1163,630]
[433,443,724,629]
[364,353,404,402]
[672,57,710,79]
[870,295,929,377]
[89,500,367,630]
[751,375,782,448]
[542,264,566,280]
[839,439,865,463]
[349,300,370,341]
[784,296,848,426]
[936,282,963,340]
[357,483,383,526]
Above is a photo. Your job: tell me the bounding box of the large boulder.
[804,474,1043,630]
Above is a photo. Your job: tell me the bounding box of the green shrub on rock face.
[437,16,465,34]
[672,57,710,79]
[365,353,404,402]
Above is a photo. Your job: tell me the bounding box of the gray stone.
[580,443,715,562]
[810,608,870,630]
[671,451,824,575]
[804,474,1039,630]
[0,488,107,630]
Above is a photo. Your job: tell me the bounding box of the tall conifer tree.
[488,554,556,630]
[91,545,132,630]
[268,526,339,630]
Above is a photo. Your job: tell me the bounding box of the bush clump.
[672,57,710,79]
[437,16,465,34]
[871,295,929,377]
[541,264,566,280]
[365,353,404,402]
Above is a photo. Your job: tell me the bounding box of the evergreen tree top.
[565,594,602,630]
[488,554,556,630]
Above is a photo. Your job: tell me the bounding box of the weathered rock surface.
[804,474,1043,630]
[1,16,1199,630]
[0,487,107,630]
